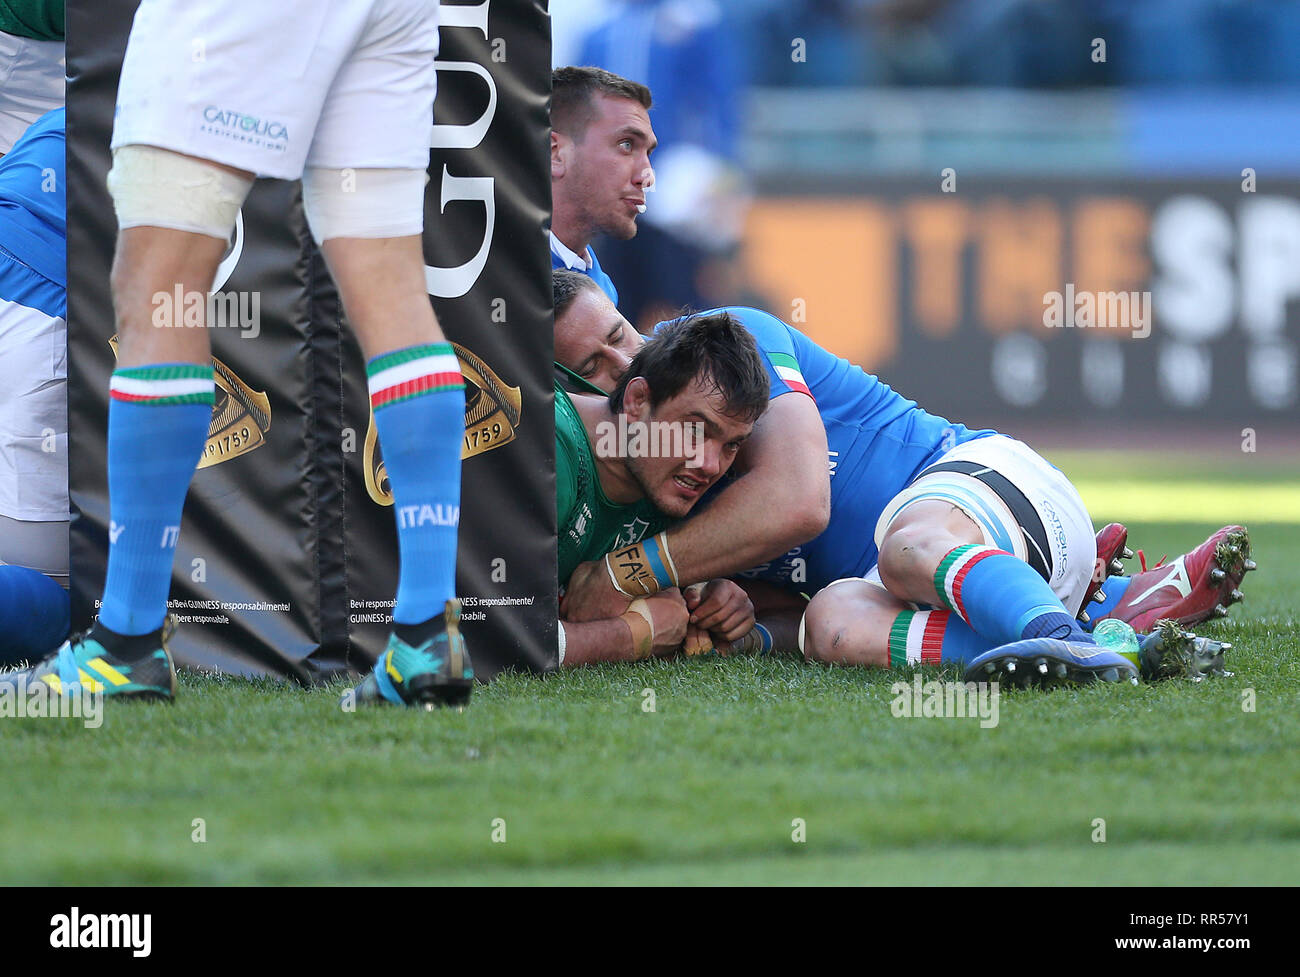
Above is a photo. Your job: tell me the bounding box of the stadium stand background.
[556,0,1300,451]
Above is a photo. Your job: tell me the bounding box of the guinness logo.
[108,336,272,468]
[365,342,521,506]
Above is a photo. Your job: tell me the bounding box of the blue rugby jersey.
[550,234,619,307]
[0,107,65,320]
[690,306,995,592]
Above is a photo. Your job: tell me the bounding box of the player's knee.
[800,587,888,668]
[107,145,252,242]
[878,522,935,593]
[301,167,426,244]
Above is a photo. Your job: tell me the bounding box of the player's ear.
[551,131,568,178]
[622,377,650,419]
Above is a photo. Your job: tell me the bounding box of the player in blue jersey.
[550,66,657,308]
[556,279,1239,686]
[0,107,72,666]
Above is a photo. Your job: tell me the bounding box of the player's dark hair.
[551,66,653,140]
[610,312,769,423]
[553,268,602,318]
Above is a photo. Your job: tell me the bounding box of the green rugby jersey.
[556,383,673,587]
[0,0,63,41]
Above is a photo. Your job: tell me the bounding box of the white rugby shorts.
[870,434,1096,615]
[110,0,439,179]
[0,33,64,155]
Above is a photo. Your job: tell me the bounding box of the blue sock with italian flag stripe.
[886,609,992,667]
[99,364,215,638]
[368,343,464,626]
[933,543,1094,647]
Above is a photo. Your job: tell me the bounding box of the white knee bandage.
[300,167,427,244]
[106,145,253,241]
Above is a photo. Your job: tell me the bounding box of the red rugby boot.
[1096,526,1254,633]
[1079,522,1132,624]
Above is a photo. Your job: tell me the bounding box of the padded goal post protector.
[67,0,557,681]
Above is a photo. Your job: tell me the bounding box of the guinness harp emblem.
[364,342,522,506]
[109,336,272,469]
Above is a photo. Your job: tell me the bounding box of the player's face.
[555,285,644,392]
[566,95,656,241]
[623,375,753,519]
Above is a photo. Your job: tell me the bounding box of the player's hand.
[642,588,689,656]
[561,559,632,623]
[681,621,714,656]
[684,579,754,643]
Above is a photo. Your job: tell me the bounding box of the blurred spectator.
[577,0,756,331]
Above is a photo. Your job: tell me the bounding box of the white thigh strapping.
[106,145,253,240]
[301,167,426,243]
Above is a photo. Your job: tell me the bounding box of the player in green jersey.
[553,271,768,666]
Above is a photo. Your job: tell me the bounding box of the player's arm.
[561,392,829,623]
[558,588,690,667]
[662,391,830,582]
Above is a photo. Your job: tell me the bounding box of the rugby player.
[555,276,1245,686]
[2,0,472,708]
[549,66,656,309]
[554,276,767,666]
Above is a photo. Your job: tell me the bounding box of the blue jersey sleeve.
[707,306,813,403]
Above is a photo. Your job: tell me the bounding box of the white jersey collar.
[550,231,593,271]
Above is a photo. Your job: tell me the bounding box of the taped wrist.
[604,532,680,597]
[620,598,656,660]
[730,622,774,656]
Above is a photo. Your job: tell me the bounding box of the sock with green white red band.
[99,363,215,639]
[933,543,1094,647]
[886,608,993,668]
[368,342,464,626]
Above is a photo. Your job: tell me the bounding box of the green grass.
[4,459,1298,885]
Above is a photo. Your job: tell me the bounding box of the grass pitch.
[4,453,1298,885]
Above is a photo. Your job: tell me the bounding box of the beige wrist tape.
[604,531,679,597]
[620,598,656,660]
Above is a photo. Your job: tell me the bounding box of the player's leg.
[304,1,471,707]
[873,436,1137,686]
[878,499,1094,646]
[0,518,70,666]
[800,575,996,669]
[0,0,357,698]
[316,229,472,708]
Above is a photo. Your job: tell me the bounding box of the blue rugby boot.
[963,636,1139,688]
[348,599,473,710]
[0,618,177,701]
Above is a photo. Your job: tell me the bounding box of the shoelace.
[1136,550,1169,574]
